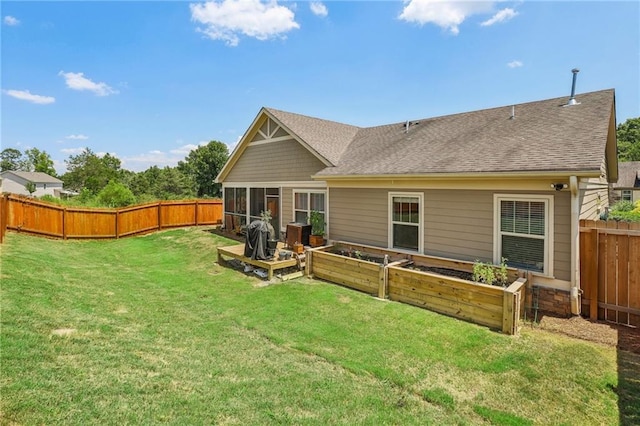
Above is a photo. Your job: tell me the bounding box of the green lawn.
[0,228,631,425]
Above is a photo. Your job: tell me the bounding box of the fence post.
[195,200,199,226]
[377,264,386,299]
[0,194,6,244]
[157,202,162,231]
[115,209,120,239]
[62,207,67,240]
[589,227,599,320]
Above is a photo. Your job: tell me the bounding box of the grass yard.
[0,227,635,425]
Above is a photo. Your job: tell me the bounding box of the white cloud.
[120,151,184,172]
[60,147,87,155]
[4,16,20,26]
[190,0,300,46]
[58,71,118,96]
[170,142,208,155]
[310,2,328,18]
[399,0,494,35]
[3,89,55,104]
[507,60,523,68]
[481,8,518,26]
[65,134,89,140]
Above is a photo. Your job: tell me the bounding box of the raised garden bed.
[307,242,526,334]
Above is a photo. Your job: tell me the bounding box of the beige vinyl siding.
[329,188,388,247]
[579,176,609,220]
[329,187,571,282]
[553,191,571,281]
[281,188,293,226]
[424,191,494,262]
[225,138,326,182]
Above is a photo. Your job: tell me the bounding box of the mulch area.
[533,314,640,354]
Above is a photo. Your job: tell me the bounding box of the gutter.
[570,175,581,315]
[312,170,603,181]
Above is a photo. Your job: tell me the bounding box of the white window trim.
[493,194,554,277]
[292,189,327,227]
[388,192,424,254]
[621,190,633,202]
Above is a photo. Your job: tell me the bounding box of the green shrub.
[39,195,63,205]
[609,210,640,222]
[96,181,136,207]
[611,200,635,212]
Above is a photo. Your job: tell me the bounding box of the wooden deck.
[217,242,299,280]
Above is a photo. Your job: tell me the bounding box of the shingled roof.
[313,89,616,177]
[614,161,640,189]
[1,171,62,184]
[264,107,360,165]
[222,89,616,183]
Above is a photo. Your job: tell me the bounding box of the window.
[225,187,280,234]
[250,188,265,217]
[622,190,632,202]
[293,191,325,225]
[224,187,247,231]
[494,195,553,275]
[389,193,422,252]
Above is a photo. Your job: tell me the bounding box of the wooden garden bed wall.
[309,249,384,296]
[1,194,222,240]
[307,244,526,334]
[387,266,525,334]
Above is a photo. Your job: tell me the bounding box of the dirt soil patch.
[405,265,474,282]
[535,315,640,354]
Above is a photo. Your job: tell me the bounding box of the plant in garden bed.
[472,258,509,287]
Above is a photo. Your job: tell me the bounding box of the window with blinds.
[390,194,422,252]
[498,199,548,273]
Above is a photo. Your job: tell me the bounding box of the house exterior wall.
[611,189,640,204]
[328,187,571,282]
[224,138,326,183]
[0,175,62,197]
[579,177,609,220]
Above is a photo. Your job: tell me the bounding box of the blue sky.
[2,1,639,174]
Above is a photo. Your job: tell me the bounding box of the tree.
[617,117,640,162]
[62,148,122,193]
[24,181,36,196]
[96,180,136,207]
[128,166,195,201]
[0,148,26,171]
[177,141,228,197]
[24,148,56,176]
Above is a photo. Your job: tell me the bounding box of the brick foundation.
[525,286,571,318]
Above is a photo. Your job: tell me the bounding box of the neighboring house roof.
[219,89,617,183]
[0,171,62,184]
[614,161,640,189]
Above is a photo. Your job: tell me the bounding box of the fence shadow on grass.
[617,327,640,425]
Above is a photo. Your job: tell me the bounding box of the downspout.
[569,175,581,315]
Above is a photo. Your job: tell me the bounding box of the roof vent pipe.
[566,68,580,106]
[510,105,515,119]
[405,120,410,134]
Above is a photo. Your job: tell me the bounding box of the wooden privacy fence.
[580,219,640,327]
[0,194,222,241]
